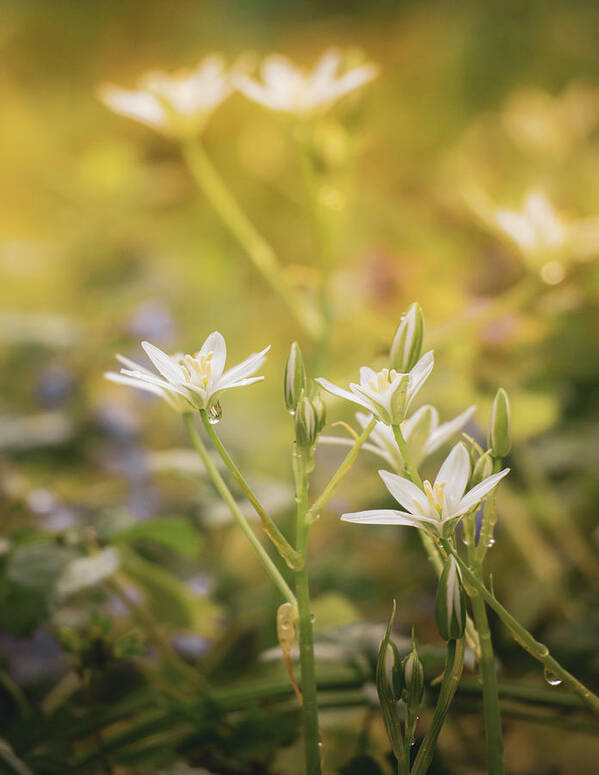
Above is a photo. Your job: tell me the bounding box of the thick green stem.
[181,139,321,338]
[411,639,465,775]
[183,413,296,608]
[198,409,302,570]
[443,540,599,716]
[294,449,322,775]
[307,417,377,522]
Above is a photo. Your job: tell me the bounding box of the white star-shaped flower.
[99,55,238,137]
[315,351,433,425]
[105,332,270,414]
[236,48,378,116]
[341,442,509,537]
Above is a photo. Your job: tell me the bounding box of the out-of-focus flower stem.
[198,409,302,570]
[443,540,599,716]
[293,447,322,775]
[184,413,297,608]
[306,417,377,523]
[410,638,465,775]
[181,139,322,339]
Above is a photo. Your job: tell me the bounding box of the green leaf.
[7,542,76,590]
[114,517,202,558]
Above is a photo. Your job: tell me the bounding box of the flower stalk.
[181,139,321,338]
[293,446,322,775]
[183,413,296,608]
[198,408,302,570]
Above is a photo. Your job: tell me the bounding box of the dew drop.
[544,667,562,686]
[486,538,495,548]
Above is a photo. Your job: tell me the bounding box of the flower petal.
[341,509,430,528]
[141,341,184,384]
[219,345,270,387]
[378,470,429,514]
[199,331,227,380]
[424,406,475,456]
[407,350,434,404]
[456,468,511,515]
[435,443,470,511]
[315,378,372,411]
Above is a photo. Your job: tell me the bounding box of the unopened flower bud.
[471,451,493,488]
[402,634,425,709]
[376,601,403,759]
[489,388,511,458]
[311,392,327,433]
[435,557,466,641]
[284,342,307,414]
[295,392,318,448]
[390,303,424,372]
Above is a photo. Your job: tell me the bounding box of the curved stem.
[181,139,322,338]
[307,417,377,522]
[183,413,296,608]
[443,540,599,716]
[411,638,465,775]
[294,448,322,775]
[199,409,302,570]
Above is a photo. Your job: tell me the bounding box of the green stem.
[183,412,296,608]
[411,638,465,775]
[198,409,302,570]
[306,417,377,522]
[294,448,322,775]
[476,457,503,565]
[391,423,423,488]
[443,540,599,716]
[181,139,321,338]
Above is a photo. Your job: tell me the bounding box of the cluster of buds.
[284,342,327,451]
[376,603,425,760]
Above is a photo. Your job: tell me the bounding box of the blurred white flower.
[315,351,433,425]
[99,55,238,137]
[105,332,270,414]
[494,189,599,280]
[319,404,475,468]
[236,48,378,116]
[341,442,509,537]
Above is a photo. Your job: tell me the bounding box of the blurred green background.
[1,1,599,773]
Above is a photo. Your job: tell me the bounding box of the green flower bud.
[295,392,318,448]
[390,302,424,372]
[435,557,466,641]
[489,388,511,458]
[311,392,327,433]
[402,634,425,709]
[375,601,403,759]
[284,342,307,414]
[471,451,493,487]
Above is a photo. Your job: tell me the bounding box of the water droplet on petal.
[544,666,562,686]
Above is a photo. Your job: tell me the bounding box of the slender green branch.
[391,423,423,488]
[411,638,465,775]
[294,448,322,775]
[307,417,377,522]
[183,413,296,608]
[198,409,302,570]
[181,139,321,338]
[476,457,503,565]
[443,540,599,716]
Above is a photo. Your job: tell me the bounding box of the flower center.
[368,368,398,394]
[180,351,214,390]
[422,480,445,516]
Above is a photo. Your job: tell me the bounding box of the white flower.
[99,55,237,137]
[235,48,378,116]
[315,351,434,425]
[341,442,509,537]
[105,332,270,414]
[319,404,475,468]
